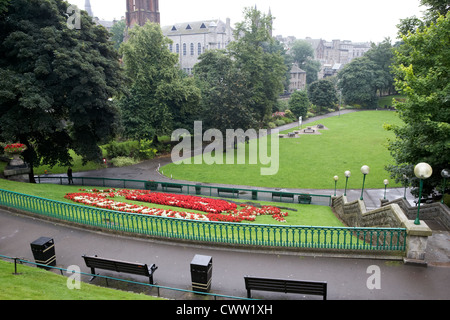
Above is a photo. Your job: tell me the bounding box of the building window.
[176,43,179,54]
[190,43,194,56]
[169,44,173,52]
[183,43,187,56]
[198,43,202,55]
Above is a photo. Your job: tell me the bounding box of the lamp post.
[403,174,409,200]
[344,170,351,196]
[414,162,433,225]
[360,165,370,200]
[333,175,339,196]
[383,179,389,200]
[441,169,449,204]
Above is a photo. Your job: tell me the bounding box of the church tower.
[84,0,94,17]
[126,0,160,28]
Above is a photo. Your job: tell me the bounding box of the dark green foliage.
[0,0,124,179]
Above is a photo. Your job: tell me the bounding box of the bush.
[274,119,286,126]
[105,141,139,159]
[110,157,138,167]
[268,122,276,129]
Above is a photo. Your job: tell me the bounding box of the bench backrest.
[245,276,327,298]
[83,255,150,277]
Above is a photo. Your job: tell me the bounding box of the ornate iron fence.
[0,189,406,252]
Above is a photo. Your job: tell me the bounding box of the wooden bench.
[161,182,184,193]
[244,276,327,300]
[298,194,312,204]
[272,192,295,202]
[82,255,158,284]
[218,187,239,198]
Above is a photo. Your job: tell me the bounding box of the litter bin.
[190,255,212,293]
[30,237,56,269]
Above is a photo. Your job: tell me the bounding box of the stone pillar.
[404,220,433,265]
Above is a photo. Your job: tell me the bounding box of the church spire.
[84,0,94,17]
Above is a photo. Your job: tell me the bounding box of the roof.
[161,19,231,35]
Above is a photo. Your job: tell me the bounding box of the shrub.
[110,157,138,167]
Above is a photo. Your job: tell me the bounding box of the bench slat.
[82,255,157,284]
[245,276,327,300]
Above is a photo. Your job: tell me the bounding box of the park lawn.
[163,111,403,190]
[0,259,160,300]
[0,179,342,227]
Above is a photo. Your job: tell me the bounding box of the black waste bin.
[190,255,212,293]
[30,237,56,269]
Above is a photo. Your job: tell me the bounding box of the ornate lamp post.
[344,171,351,196]
[383,179,389,200]
[333,175,339,196]
[441,169,449,204]
[360,165,370,200]
[414,163,433,225]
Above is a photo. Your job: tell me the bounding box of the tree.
[0,0,124,182]
[337,57,379,108]
[228,7,287,125]
[288,90,309,119]
[110,19,126,51]
[387,13,450,197]
[290,40,320,84]
[308,79,338,112]
[118,22,201,142]
[194,50,255,133]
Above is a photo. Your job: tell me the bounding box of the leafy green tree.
[119,22,201,142]
[337,57,379,108]
[387,13,450,197]
[194,50,255,133]
[228,7,287,125]
[289,40,320,84]
[308,79,338,112]
[288,90,309,119]
[0,0,10,13]
[0,0,124,182]
[110,19,126,51]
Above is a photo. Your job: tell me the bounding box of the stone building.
[288,63,307,93]
[161,19,234,75]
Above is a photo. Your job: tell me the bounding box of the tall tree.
[194,50,255,133]
[308,79,338,112]
[228,7,287,126]
[387,13,450,197]
[0,0,124,182]
[119,22,201,142]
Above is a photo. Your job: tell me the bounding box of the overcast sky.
[70,0,426,43]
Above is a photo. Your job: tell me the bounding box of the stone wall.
[381,198,450,230]
[332,195,433,263]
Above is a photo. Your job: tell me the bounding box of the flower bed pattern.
[65,189,289,223]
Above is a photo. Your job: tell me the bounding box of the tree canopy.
[0,0,124,181]
[387,12,450,196]
[118,22,201,141]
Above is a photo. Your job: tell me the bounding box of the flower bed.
[64,189,289,223]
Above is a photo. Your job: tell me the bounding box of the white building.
[162,19,234,75]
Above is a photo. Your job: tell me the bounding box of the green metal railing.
[0,188,407,252]
[34,175,332,206]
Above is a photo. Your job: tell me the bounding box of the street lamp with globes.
[344,171,351,196]
[360,165,370,200]
[333,175,339,196]
[414,162,433,225]
[383,179,389,200]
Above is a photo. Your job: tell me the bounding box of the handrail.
[0,254,250,300]
[0,188,407,252]
[34,175,332,206]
